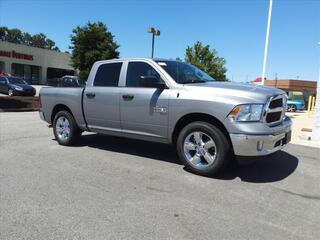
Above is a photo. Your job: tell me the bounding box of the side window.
[94,62,123,87]
[126,62,160,87]
[0,77,6,84]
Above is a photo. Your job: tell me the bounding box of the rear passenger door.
[83,62,123,133]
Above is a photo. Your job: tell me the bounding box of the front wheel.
[53,110,81,145]
[176,121,231,176]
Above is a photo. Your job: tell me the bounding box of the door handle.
[122,94,134,101]
[86,92,96,98]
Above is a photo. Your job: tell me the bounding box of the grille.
[265,95,286,125]
[266,112,282,123]
[269,98,283,108]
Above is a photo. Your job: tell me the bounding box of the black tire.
[177,121,231,176]
[53,110,81,145]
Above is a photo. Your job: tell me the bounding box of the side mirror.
[140,76,167,89]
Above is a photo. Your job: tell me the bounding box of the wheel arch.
[171,113,233,151]
[51,104,74,123]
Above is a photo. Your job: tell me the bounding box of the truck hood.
[183,81,285,104]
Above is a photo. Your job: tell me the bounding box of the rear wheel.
[177,121,231,176]
[53,110,81,145]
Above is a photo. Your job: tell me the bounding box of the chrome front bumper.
[230,125,292,157]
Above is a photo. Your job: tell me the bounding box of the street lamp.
[147,27,160,58]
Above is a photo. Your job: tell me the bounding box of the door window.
[94,62,123,87]
[126,62,160,87]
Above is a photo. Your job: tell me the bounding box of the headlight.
[228,104,264,122]
[14,86,23,91]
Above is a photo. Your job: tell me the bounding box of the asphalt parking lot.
[0,112,319,240]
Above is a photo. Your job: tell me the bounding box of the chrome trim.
[267,107,283,113]
[263,94,286,126]
[183,131,217,169]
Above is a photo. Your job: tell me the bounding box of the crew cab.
[39,58,292,176]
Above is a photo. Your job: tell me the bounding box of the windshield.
[156,60,214,84]
[8,77,27,85]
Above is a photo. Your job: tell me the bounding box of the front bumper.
[230,118,292,156]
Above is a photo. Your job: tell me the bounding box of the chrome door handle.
[86,92,96,98]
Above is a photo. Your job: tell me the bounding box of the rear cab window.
[94,62,123,87]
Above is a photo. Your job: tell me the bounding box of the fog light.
[257,141,264,151]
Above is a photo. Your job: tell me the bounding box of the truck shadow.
[76,133,299,183]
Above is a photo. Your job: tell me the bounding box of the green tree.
[22,32,33,45]
[185,41,227,81]
[31,33,47,48]
[0,26,8,41]
[7,28,23,43]
[0,26,60,51]
[69,21,119,79]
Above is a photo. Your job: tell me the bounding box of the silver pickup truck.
[39,58,292,176]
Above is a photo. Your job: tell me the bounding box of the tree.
[0,26,60,51]
[0,26,8,41]
[185,41,227,81]
[69,21,120,79]
[23,32,32,45]
[31,33,47,48]
[6,28,23,43]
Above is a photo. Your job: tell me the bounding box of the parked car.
[0,76,36,96]
[58,76,82,87]
[286,99,305,112]
[39,58,292,176]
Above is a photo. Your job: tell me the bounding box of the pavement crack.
[275,187,320,200]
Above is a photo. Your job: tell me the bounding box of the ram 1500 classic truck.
[39,58,292,176]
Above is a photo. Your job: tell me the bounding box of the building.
[0,41,74,85]
[253,77,317,101]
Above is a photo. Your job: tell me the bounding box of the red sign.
[0,50,33,61]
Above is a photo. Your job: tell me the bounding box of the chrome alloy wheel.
[287,105,296,112]
[183,131,217,169]
[55,116,70,141]
[8,89,14,96]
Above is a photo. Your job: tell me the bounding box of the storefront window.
[11,63,41,84]
[0,61,4,73]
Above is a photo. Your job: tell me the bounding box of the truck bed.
[40,87,87,129]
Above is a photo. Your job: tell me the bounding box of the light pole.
[261,0,273,85]
[147,27,160,58]
[312,42,320,141]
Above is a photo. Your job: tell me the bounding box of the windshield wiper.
[180,79,207,84]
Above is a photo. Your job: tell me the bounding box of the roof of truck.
[94,58,179,63]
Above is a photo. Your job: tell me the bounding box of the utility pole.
[261,0,273,85]
[313,42,320,141]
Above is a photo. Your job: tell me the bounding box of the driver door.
[120,61,170,141]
